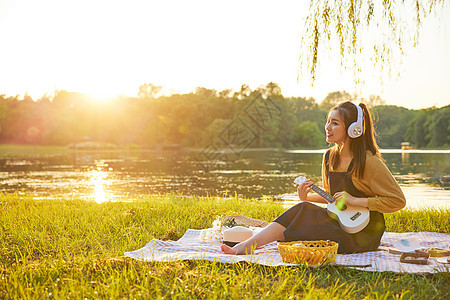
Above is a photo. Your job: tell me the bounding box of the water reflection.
[88,160,116,203]
[0,149,448,209]
[401,152,410,164]
[89,171,107,203]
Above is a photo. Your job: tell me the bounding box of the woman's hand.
[297,180,313,201]
[332,191,368,208]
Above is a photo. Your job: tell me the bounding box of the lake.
[1,148,449,210]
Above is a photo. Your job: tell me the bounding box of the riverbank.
[1,143,449,155]
[1,194,449,299]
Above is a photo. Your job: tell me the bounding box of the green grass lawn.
[1,194,449,299]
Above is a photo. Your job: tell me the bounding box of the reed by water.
[1,194,449,299]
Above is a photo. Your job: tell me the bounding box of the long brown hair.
[328,101,381,178]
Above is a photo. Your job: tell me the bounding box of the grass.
[1,194,449,299]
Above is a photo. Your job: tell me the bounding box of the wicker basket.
[278,240,338,265]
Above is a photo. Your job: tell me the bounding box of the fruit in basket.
[297,250,310,262]
[310,253,320,265]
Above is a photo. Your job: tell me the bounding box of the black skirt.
[274,202,385,254]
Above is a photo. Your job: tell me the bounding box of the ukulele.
[294,176,370,234]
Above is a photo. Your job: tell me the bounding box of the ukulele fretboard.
[311,185,334,203]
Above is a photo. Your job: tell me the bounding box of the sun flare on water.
[89,165,109,203]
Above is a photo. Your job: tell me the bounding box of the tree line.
[0,83,448,149]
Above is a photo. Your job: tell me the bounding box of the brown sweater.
[322,151,406,213]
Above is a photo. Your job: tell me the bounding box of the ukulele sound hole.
[337,203,347,211]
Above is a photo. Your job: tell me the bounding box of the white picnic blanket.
[124,229,450,273]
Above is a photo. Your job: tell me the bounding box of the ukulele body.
[294,176,370,234]
[326,201,370,234]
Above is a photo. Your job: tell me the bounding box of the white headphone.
[347,103,364,138]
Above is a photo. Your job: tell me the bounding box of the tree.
[299,0,448,85]
[22,93,34,103]
[195,87,217,99]
[319,90,353,111]
[264,82,282,97]
[372,105,417,148]
[137,83,162,99]
[293,121,325,148]
[426,106,449,147]
[233,84,252,100]
[405,111,429,148]
[364,95,386,108]
[276,108,298,148]
[218,89,232,99]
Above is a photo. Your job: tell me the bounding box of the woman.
[221,101,406,254]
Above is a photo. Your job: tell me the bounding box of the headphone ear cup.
[347,123,362,138]
[347,103,364,138]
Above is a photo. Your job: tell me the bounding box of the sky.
[0,0,449,109]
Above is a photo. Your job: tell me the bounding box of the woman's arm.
[307,193,329,204]
[297,181,328,204]
[353,154,406,213]
[332,191,369,207]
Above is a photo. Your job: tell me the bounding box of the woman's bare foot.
[221,242,250,255]
[220,244,237,254]
[220,222,286,255]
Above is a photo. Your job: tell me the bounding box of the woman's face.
[325,109,348,145]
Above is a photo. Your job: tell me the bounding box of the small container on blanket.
[278,240,338,266]
[400,251,430,265]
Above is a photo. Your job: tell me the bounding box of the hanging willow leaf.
[298,0,447,86]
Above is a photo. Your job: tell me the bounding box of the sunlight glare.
[89,163,109,203]
[0,0,449,108]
